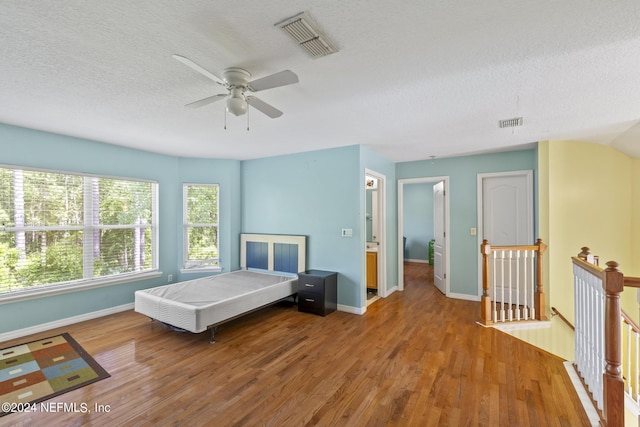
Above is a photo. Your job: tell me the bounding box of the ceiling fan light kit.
[226,96,247,117]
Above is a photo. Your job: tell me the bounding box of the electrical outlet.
[470,228,476,236]
[168,274,173,283]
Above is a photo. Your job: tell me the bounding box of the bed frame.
[135,233,306,343]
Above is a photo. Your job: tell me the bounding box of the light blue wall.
[241,145,363,308]
[0,123,240,334]
[403,182,433,261]
[396,149,538,296]
[0,121,537,331]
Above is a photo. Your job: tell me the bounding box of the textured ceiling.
[1,1,640,161]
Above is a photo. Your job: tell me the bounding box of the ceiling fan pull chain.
[224,107,227,130]
[247,103,250,131]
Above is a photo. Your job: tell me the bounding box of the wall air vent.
[275,12,338,58]
[499,117,523,128]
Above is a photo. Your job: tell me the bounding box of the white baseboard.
[492,320,552,331]
[385,286,398,296]
[563,361,600,426]
[448,292,481,302]
[0,303,134,343]
[404,259,429,264]
[338,304,365,315]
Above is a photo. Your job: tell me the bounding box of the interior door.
[433,181,446,294]
[481,172,533,304]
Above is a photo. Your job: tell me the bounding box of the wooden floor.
[2,263,591,426]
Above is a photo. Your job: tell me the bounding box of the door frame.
[476,170,534,298]
[365,169,387,300]
[397,176,450,294]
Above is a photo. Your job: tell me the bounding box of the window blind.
[183,184,219,269]
[0,166,158,295]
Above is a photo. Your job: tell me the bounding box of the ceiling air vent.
[499,117,523,128]
[275,12,338,58]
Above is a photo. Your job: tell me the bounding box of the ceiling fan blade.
[248,70,298,92]
[185,94,227,109]
[246,96,283,118]
[172,54,225,86]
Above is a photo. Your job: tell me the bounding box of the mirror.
[365,175,379,243]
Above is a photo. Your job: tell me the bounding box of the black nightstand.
[297,270,337,316]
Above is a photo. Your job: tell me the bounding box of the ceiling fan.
[173,54,298,119]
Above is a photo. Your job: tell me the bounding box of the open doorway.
[397,176,450,294]
[365,169,386,307]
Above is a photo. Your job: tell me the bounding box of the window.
[0,166,158,298]
[183,184,220,271]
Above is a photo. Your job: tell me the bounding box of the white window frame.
[181,183,221,273]
[0,165,160,303]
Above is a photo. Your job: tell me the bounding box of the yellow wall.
[632,158,640,276]
[538,140,635,322]
[537,142,551,317]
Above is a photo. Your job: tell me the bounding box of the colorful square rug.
[0,333,110,416]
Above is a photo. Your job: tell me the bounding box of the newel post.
[603,261,624,427]
[480,239,492,325]
[578,246,591,260]
[534,238,548,321]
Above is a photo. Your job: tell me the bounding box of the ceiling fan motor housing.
[224,69,250,116]
[223,68,251,86]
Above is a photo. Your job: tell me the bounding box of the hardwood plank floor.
[1,263,591,426]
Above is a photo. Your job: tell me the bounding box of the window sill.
[0,270,162,305]
[180,266,223,275]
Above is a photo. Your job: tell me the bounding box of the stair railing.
[480,238,547,325]
[571,249,640,427]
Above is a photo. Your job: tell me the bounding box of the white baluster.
[500,250,505,322]
[507,250,513,321]
[530,250,536,319]
[620,324,633,396]
[522,250,529,319]
[492,252,497,322]
[628,332,640,405]
[515,250,521,321]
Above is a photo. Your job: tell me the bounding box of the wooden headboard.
[240,233,306,274]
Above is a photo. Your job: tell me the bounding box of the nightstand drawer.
[297,278,325,295]
[298,294,324,315]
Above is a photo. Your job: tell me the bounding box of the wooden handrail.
[621,309,640,335]
[572,256,604,277]
[551,306,575,331]
[624,276,640,288]
[487,244,540,251]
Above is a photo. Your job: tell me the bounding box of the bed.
[134,233,306,342]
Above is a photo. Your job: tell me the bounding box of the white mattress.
[134,270,297,333]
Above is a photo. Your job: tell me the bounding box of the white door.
[433,181,446,294]
[481,171,533,303]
